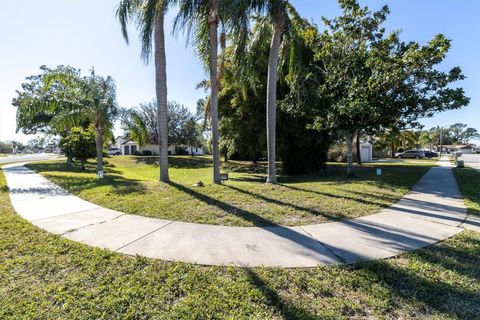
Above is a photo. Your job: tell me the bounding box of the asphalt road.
[462,154,480,170]
[0,153,60,164]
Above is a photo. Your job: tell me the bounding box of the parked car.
[107,148,122,156]
[424,151,438,158]
[396,150,425,159]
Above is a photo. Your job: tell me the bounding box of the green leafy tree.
[461,127,479,144]
[117,0,173,182]
[311,0,469,176]
[60,126,97,170]
[218,12,333,174]
[121,101,202,152]
[13,66,88,166]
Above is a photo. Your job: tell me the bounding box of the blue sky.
[0,0,478,143]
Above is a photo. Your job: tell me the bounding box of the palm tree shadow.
[168,181,346,256]
[244,268,319,320]
[359,249,480,319]
[134,156,212,169]
[225,184,343,221]
[169,181,277,227]
[279,184,390,207]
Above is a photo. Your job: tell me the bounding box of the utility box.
[360,143,373,162]
[456,160,464,168]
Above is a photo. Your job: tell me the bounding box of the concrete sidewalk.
[2,158,472,267]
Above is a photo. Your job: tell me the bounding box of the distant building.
[111,137,204,156]
[436,144,475,154]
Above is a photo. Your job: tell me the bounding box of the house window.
[124,146,130,155]
[131,145,137,155]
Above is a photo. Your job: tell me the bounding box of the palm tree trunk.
[356,130,362,165]
[265,23,283,184]
[346,132,355,178]
[154,9,170,182]
[95,110,103,175]
[209,5,221,184]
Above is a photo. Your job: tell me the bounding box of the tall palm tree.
[243,0,292,184]
[264,1,287,184]
[117,0,171,182]
[174,0,250,183]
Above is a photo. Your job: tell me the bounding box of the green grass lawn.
[26,156,436,227]
[453,166,480,217]
[1,167,479,319]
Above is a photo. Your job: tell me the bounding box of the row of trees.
[13,65,205,169]
[376,124,479,157]
[13,65,118,174]
[117,0,328,183]
[12,0,470,181]
[117,0,469,182]
[121,101,204,152]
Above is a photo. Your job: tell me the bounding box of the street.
[462,154,480,171]
[0,153,60,164]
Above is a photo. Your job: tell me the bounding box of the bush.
[327,144,348,162]
[60,126,96,169]
[175,146,188,155]
[142,150,152,156]
[278,113,331,174]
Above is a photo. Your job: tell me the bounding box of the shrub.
[327,144,348,162]
[60,126,96,170]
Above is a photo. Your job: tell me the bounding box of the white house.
[112,137,204,156]
[436,144,476,154]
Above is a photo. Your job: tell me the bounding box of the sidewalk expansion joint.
[114,221,176,252]
[30,207,102,222]
[298,226,347,264]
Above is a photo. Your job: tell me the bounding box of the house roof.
[439,144,474,149]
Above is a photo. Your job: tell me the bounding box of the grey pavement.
[1,157,474,267]
[462,154,480,171]
[0,153,60,164]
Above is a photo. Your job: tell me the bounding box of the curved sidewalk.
[1,159,474,267]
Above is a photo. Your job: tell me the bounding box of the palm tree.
[247,0,293,184]
[174,0,251,183]
[120,108,149,149]
[376,129,417,158]
[117,0,171,182]
[265,2,286,184]
[84,71,118,174]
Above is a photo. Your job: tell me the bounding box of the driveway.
[462,154,480,171]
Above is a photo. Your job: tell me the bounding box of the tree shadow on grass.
[358,247,480,319]
[169,181,278,227]
[134,156,213,169]
[168,181,346,256]
[27,161,122,175]
[413,236,480,283]
[224,185,343,221]
[243,268,319,320]
[33,172,147,196]
[243,237,480,319]
[278,184,391,208]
